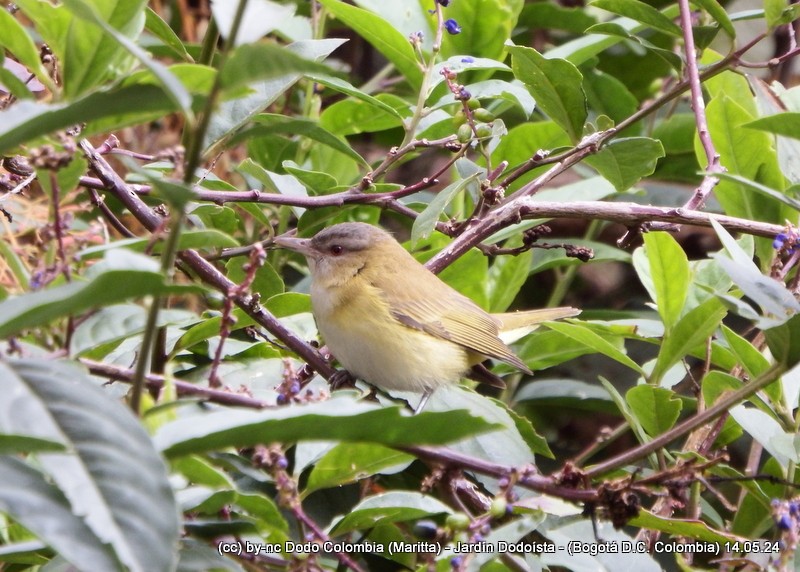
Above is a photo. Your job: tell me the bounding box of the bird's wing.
[388,295,531,373]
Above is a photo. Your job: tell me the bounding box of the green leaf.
[154,395,501,457]
[320,94,407,135]
[79,229,238,259]
[308,74,404,118]
[509,45,587,142]
[70,304,194,357]
[250,114,368,167]
[626,385,682,436]
[225,258,284,300]
[630,510,746,544]
[765,313,800,368]
[730,405,797,468]
[517,329,597,370]
[304,443,414,495]
[0,9,56,92]
[316,0,423,90]
[219,42,334,90]
[16,0,146,98]
[701,94,786,264]
[582,69,638,125]
[60,0,191,116]
[643,232,690,331]
[0,457,122,571]
[144,7,193,62]
[491,122,571,192]
[0,359,180,571]
[520,3,598,34]
[691,0,735,37]
[591,0,683,36]
[282,161,339,194]
[411,172,480,246]
[764,0,789,28]
[651,297,727,384]
[0,435,67,454]
[487,247,533,313]
[721,325,772,378]
[0,250,201,338]
[745,111,800,142]
[441,0,524,61]
[585,137,665,191]
[711,172,800,212]
[544,322,645,374]
[329,492,453,536]
[205,38,345,152]
[0,64,36,101]
[0,84,188,154]
[599,377,651,447]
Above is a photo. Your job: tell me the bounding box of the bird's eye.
[330,244,344,256]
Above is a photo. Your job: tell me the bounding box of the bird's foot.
[329,369,357,391]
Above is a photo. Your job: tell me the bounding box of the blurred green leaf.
[305,444,414,495]
[79,230,238,260]
[155,396,501,457]
[16,0,147,98]
[441,0,524,61]
[320,94,407,135]
[630,510,747,544]
[250,114,368,167]
[0,359,179,571]
[745,112,800,142]
[0,250,202,338]
[591,0,682,36]
[692,0,736,37]
[0,9,56,92]
[487,247,533,313]
[144,7,192,62]
[61,0,191,115]
[0,457,121,570]
[329,492,452,536]
[317,0,423,90]
[219,42,334,90]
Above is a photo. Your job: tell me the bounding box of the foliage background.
[1,0,800,570]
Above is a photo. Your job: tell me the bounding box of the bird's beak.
[274,235,318,258]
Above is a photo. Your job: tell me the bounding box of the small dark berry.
[777,514,793,530]
[444,19,461,34]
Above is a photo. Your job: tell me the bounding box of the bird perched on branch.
[276,222,579,412]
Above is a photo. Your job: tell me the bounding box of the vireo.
[275,223,579,411]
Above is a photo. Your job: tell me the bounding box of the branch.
[79,139,336,380]
[80,358,273,408]
[585,363,786,478]
[678,0,725,212]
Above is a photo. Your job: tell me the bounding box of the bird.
[275,222,579,412]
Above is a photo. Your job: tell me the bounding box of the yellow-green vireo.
[275,223,579,411]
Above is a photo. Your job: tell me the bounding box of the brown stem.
[79,139,336,380]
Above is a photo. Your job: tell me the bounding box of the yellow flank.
[313,277,470,392]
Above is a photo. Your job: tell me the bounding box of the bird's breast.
[310,279,469,393]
